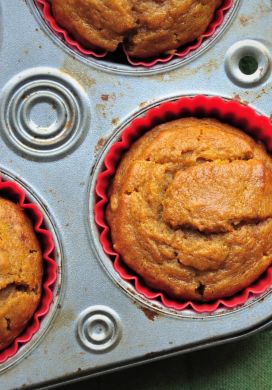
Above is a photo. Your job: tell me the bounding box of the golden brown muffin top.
[106,118,272,301]
[0,198,42,350]
[52,0,222,57]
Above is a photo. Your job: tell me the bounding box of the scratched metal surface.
[1,0,272,389]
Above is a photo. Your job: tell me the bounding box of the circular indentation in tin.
[77,306,122,352]
[28,0,240,75]
[239,55,259,75]
[0,169,62,373]
[23,94,64,135]
[0,67,90,159]
[225,40,271,86]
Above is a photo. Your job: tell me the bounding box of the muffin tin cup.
[0,177,57,364]
[36,0,233,68]
[95,95,272,313]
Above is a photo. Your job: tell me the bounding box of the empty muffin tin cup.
[0,177,57,364]
[94,95,272,313]
[35,0,234,69]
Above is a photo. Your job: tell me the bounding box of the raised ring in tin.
[225,39,271,87]
[0,67,91,159]
[77,306,122,353]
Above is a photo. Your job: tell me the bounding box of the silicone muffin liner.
[0,178,56,364]
[36,0,233,67]
[95,95,272,313]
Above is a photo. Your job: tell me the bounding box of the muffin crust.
[0,198,42,351]
[52,0,222,58]
[106,118,272,301]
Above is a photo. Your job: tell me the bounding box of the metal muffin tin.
[2,0,272,388]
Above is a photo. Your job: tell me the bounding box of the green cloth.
[64,330,272,390]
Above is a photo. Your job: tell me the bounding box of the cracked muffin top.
[52,0,222,58]
[0,198,42,351]
[106,118,272,301]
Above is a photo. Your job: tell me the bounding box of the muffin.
[52,0,222,58]
[106,118,272,302]
[0,198,42,351]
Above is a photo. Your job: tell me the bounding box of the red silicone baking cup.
[36,0,233,67]
[0,178,57,364]
[95,95,272,313]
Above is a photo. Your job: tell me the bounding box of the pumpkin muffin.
[0,198,42,351]
[106,118,272,301]
[52,0,222,58]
